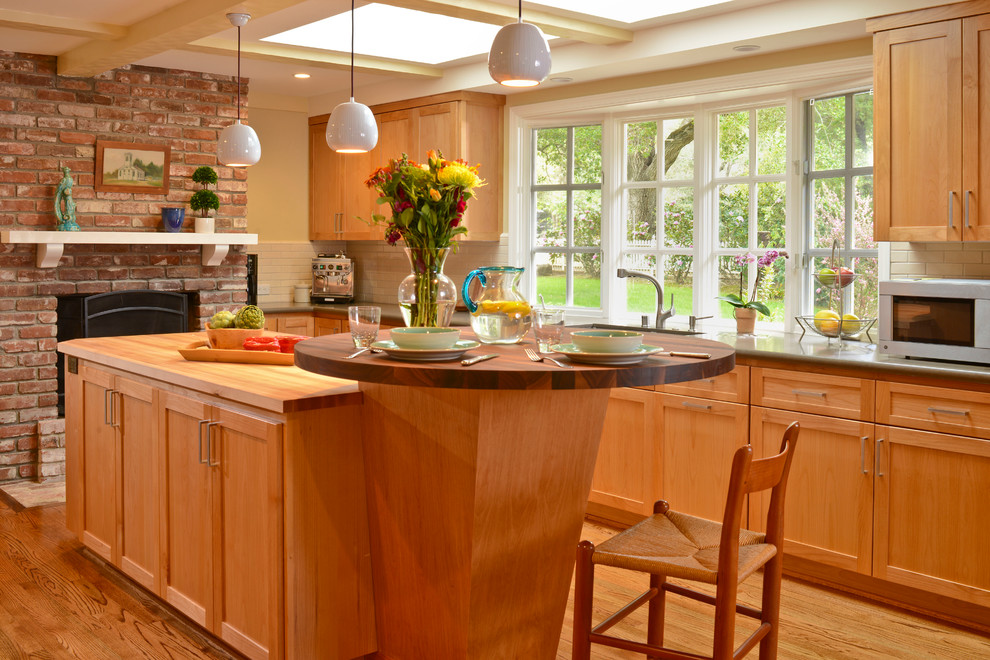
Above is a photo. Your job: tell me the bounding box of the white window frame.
[508,57,873,331]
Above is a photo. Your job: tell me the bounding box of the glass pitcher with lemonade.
[461,266,533,344]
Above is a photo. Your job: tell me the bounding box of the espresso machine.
[311,253,355,304]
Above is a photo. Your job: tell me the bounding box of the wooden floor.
[0,495,987,659]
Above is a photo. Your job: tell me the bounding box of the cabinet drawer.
[751,367,874,421]
[877,381,990,440]
[660,365,749,403]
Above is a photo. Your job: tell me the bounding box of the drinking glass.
[348,306,381,348]
[533,308,565,352]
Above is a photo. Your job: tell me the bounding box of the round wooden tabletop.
[294,327,735,390]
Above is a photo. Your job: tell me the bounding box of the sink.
[571,323,703,336]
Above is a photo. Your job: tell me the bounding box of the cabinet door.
[309,122,337,241]
[116,376,159,591]
[963,14,990,240]
[417,102,458,159]
[339,148,376,240]
[874,425,990,608]
[874,21,963,241]
[276,314,314,337]
[80,366,116,562]
[659,394,749,524]
[588,388,659,522]
[159,391,213,626]
[213,406,283,660]
[751,408,873,575]
[314,317,343,336]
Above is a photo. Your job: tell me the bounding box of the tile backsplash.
[888,242,990,279]
[249,238,509,306]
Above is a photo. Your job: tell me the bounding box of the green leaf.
[715,293,745,307]
[748,301,771,316]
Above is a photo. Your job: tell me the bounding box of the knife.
[461,353,499,366]
[656,351,710,358]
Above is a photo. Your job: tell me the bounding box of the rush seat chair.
[573,421,799,660]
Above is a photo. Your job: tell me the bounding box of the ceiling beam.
[0,9,125,40]
[57,0,312,77]
[186,38,444,78]
[375,0,633,45]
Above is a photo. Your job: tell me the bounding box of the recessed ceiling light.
[550,76,573,83]
[733,44,761,52]
[265,4,556,65]
[294,73,311,79]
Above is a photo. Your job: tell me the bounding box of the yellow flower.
[429,188,441,202]
[438,164,484,190]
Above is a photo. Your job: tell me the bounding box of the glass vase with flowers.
[366,150,485,327]
[717,250,788,334]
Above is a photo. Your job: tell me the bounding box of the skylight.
[530,0,729,24]
[264,4,544,65]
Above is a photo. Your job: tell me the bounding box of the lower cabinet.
[159,390,283,660]
[750,407,874,575]
[68,363,160,591]
[874,425,990,608]
[660,393,749,524]
[315,316,345,336]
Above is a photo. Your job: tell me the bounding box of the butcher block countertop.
[58,332,361,414]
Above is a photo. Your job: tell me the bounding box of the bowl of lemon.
[796,310,876,342]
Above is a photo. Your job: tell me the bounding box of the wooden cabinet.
[308,119,377,240]
[871,3,990,241]
[659,392,750,524]
[314,316,344,336]
[369,92,505,241]
[877,380,990,440]
[874,425,990,608]
[751,407,874,575]
[159,390,284,660]
[751,366,873,421]
[587,387,659,524]
[67,364,160,591]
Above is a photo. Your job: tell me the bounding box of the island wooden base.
[359,383,611,659]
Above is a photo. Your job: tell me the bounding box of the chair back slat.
[744,450,788,494]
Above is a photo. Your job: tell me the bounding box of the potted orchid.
[717,250,788,333]
[365,150,485,327]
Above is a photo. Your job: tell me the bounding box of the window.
[806,91,877,320]
[532,125,603,309]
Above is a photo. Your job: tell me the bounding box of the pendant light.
[326,0,378,153]
[488,0,551,87]
[218,13,262,167]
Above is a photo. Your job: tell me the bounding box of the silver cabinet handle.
[207,421,222,467]
[104,388,113,425]
[682,401,712,411]
[965,190,972,229]
[876,437,884,477]
[927,406,970,416]
[699,378,716,384]
[198,420,210,465]
[792,389,826,399]
[948,190,956,229]
[110,391,120,429]
[860,435,868,474]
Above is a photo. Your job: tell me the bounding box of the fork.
[524,347,572,369]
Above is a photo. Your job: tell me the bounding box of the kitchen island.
[59,329,735,660]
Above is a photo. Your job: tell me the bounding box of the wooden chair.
[573,422,799,660]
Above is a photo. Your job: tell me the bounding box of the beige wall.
[247,107,310,241]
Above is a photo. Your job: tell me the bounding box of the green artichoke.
[209,310,236,329]
[234,305,265,329]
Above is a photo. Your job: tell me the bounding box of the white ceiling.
[0,0,952,114]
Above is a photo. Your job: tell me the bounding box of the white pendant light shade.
[327,98,378,153]
[488,20,551,87]
[218,121,261,167]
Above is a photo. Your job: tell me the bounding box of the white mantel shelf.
[0,230,258,268]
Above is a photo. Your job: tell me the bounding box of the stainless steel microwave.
[879,279,990,364]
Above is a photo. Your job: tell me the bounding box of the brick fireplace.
[0,51,251,482]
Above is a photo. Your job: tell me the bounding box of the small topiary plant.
[190,166,220,218]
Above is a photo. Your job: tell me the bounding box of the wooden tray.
[178,340,295,366]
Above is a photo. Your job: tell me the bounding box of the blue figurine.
[54,166,80,231]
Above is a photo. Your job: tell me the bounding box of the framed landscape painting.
[95,140,171,194]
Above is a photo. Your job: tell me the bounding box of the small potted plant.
[717,250,788,334]
[190,165,219,233]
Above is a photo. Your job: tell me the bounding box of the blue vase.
[161,207,185,232]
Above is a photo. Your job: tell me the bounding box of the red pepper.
[277,336,307,354]
[243,336,281,352]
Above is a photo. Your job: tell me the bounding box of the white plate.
[371,339,481,362]
[549,343,663,365]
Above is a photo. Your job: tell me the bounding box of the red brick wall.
[0,51,252,483]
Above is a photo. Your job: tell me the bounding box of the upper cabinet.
[871,2,990,241]
[309,92,504,243]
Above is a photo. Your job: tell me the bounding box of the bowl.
[390,327,461,350]
[205,323,264,349]
[570,329,643,353]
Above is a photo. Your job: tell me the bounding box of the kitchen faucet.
[616,268,675,329]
